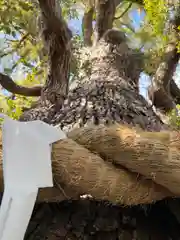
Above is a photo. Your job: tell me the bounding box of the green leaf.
[4,68,13,74]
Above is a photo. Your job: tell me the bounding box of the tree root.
[0,124,179,206]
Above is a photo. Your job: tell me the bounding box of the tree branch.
[115,0,143,7]
[38,0,72,107]
[148,4,180,112]
[94,0,137,43]
[114,2,132,20]
[0,1,73,103]
[94,0,116,42]
[170,79,180,105]
[148,43,180,112]
[0,73,42,96]
[82,6,94,46]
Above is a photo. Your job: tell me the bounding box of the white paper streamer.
[0,114,67,240]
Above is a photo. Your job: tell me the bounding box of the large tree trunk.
[24,200,180,240]
[23,16,179,240]
[23,29,180,238]
[1,0,180,239]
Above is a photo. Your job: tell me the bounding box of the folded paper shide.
[0,114,66,240]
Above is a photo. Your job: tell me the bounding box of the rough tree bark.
[0,0,179,112]
[94,0,116,42]
[1,0,180,239]
[39,0,72,107]
[148,42,179,112]
[23,1,180,240]
[82,1,94,46]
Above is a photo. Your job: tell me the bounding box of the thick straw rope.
[0,124,178,205]
[68,124,180,195]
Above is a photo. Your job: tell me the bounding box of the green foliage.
[176,25,180,53]
[0,73,40,120]
[0,0,82,120]
[0,0,178,122]
[143,0,168,38]
[134,1,170,75]
[0,0,38,35]
[4,98,22,119]
[168,105,180,129]
[0,95,22,120]
[0,0,45,119]
[61,1,79,20]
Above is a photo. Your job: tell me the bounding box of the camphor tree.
[1,0,180,239]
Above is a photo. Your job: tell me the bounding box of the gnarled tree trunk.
[1,0,180,239]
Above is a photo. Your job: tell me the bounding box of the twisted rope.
[0,124,179,205]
